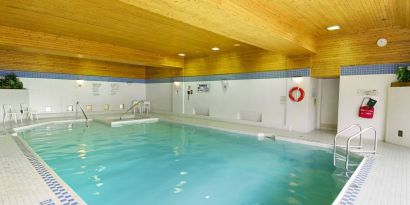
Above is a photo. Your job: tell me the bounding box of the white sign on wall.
[111,83,120,95]
[197,83,210,93]
[357,89,378,96]
[92,83,102,96]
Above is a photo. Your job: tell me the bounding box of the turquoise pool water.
[19,121,360,205]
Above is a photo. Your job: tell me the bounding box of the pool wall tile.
[341,63,410,76]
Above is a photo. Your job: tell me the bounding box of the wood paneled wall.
[150,48,311,78]
[146,66,183,79]
[147,27,410,79]
[180,48,310,77]
[0,49,145,79]
[311,27,410,77]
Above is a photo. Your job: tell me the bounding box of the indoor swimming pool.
[18,121,361,205]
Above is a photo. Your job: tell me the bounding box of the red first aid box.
[359,106,374,118]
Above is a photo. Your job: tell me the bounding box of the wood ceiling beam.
[119,0,317,54]
[0,25,184,68]
[0,49,146,79]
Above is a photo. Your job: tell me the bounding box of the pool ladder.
[76,101,89,127]
[333,124,377,171]
[119,101,143,120]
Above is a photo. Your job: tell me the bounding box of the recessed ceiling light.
[327,25,340,31]
[233,43,241,47]
[211,47,220,51]
[178,53,186,57]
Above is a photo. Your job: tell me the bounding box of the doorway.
[317,78,340,130]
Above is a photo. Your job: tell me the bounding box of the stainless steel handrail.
[345,127,377,170]
[333,124,362,165]
[120,101,141,120]
[76,101,89,127]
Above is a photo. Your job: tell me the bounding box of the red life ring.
[289,87,305,102]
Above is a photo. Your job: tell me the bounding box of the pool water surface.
[19,121,361,205]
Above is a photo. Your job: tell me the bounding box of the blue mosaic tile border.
[0,69,145,83]
[338,157,375,205]
[1,67,311,84]
[146,68,310,83]
[13,136,80,205]
[40,199,56,205]
[341,63,410,76]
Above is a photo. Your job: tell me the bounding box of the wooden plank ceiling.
[0,0,409,68]
[260,0,410,36]
[0,0,252,60]
[120,0,410,53]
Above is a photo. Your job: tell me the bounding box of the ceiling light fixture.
[327,25,340,31]
[211,47,220,51]
[377,38,388,47]
[178,53,186,57]
[233,43,241,47]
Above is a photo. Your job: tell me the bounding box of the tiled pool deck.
[1,113,409,205]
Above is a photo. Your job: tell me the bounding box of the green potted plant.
[0,73,24,89]
[392,66,410,87]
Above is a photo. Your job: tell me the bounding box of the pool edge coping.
[13,119,90,132]
[11,120,89,205]
[158,118,333,149]
[13,135,87,205]
[332,156,375,205]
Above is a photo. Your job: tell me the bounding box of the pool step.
[94,116,159,127]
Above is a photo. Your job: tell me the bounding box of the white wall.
[0,89,29,121]
[385,87,410,147]
[338,74,396,141]
[150,77,317,132]
[319,79,339,129]
[172,82,185,114]
[146,83,172,113]
[182,78,288,128]
[21,78,145,115]
[286,77,317,132]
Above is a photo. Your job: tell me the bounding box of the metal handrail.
[76,101,89,127]
[333,124,362,165]
[345,126,377,170]
[120,101,141,120]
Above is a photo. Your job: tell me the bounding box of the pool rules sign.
[92,83,102,96]
[111,83,120,95]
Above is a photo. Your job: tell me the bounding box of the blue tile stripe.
[146,68,310,83]
[1,68,311,83]
[13,136,80,205]
[39,199,56,205]
[341,63,410,76]
[338,157,375,205]
[0,69,145,83]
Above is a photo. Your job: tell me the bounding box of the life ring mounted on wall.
[288,86,305,102]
